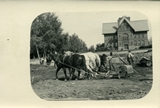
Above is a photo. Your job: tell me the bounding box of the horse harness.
[62,55,72,65]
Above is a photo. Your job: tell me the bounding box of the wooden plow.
[94,52,138,79]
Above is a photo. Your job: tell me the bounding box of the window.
[119,43,121,46]
[115,42,118,46]
[128,26,130,30]
[121,27,124,31]
[115,36,117,39]
[142,34,144,38]
[134,40,137,46]
[108,43,110,46]
[112,43,114,47]
[111,36,113,40]
[141,40,145,45]
[138,40,141,46]
[131,42,133,45]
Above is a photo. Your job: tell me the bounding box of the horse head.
[45,52,60,65]
[46,54,52,65]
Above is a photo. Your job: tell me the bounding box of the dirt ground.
[30,64,152,101]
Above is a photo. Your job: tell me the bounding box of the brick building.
[102,16,149,50]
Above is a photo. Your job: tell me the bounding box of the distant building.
[102,16,149,50]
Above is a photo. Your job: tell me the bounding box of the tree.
[30,12,88,60]
[88,45,95,52]
[95,43,105,52]
[30,35,42,61]
[30,12,63,58]
[68,33,88,53]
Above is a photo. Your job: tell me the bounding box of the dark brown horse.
[99,54,115,71]
[47,53,86,81]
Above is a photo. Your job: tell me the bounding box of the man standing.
[127,50,134,65]
[108,52,115,71]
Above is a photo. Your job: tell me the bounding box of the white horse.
[64,51,74,56]
[79,52,101,75]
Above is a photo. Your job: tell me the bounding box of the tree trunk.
[35,45,41,64]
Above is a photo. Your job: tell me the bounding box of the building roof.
[102,17,149,34]
[130,20,149,32]
[102,22,117,34]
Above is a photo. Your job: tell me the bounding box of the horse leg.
[86,65,92,79]
[53,62,57,69]
[77,70,81,80]
[68,68,73,80]
[63,67,68,81]
[55,66,61,80]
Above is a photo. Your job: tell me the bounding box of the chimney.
[126,16,130,21]
[118,17,122,27]
[118,16,130,27]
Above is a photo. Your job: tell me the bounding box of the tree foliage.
[95,43,107,52]
[88,45,95,52]
[30,12,88,59]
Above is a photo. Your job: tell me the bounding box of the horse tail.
[81,55,87,71]
[95,54,101,68]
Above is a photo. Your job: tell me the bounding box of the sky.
[55,11,151,48]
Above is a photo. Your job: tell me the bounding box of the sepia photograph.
[0,1,159,108]
[30,11,153,101]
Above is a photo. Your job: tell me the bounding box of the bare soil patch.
[30,64,152,101]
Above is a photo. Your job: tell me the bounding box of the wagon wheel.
[146,61,152,67]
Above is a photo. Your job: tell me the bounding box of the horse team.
[46,51,112,81]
